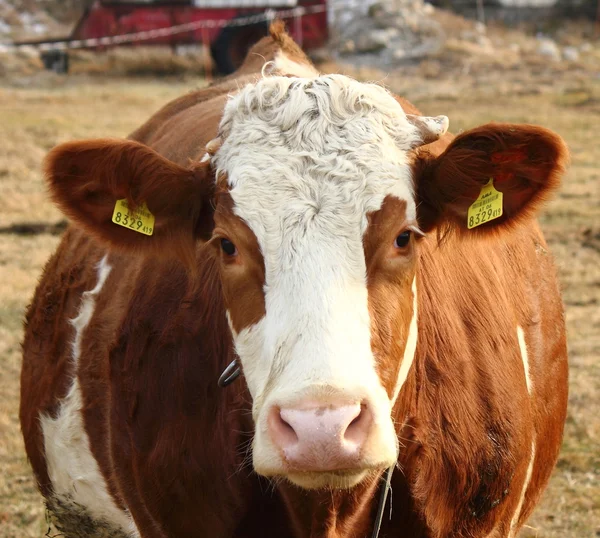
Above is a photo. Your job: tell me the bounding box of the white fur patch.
[215,75,427,478]
[391,278,418,405]
[517,326,533,394]
[271,50,320,78]
[508,327,535,536]
[509,441,536,537]
[40,256,139,537]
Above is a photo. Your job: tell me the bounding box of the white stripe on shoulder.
[517,325,533,395]
[509,441,536,537]
[40,255,140,537]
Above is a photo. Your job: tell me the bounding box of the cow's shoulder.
[20,227,107,492]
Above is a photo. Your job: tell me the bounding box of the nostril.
[269,407,299,446]
[278,414,298,444]
[343,404,372,445]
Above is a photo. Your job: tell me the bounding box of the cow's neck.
[278,478,380,538]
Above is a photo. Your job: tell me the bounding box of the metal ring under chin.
[218,359,241,388]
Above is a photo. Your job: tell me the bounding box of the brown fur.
[21,26,568,538]
[212,190,266,334]
[363,198,417,398]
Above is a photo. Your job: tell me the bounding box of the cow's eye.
[220,238,237,256]
[394,231,412,249]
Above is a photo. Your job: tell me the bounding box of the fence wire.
[0,4,327,52]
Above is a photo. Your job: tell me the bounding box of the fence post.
[201,27,212,83]
[294,6,304,48]
[476,0,486,25]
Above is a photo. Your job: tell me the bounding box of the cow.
[20,23,569,538]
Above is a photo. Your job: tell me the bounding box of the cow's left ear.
[45,138,215,265]
[415,123,569,234]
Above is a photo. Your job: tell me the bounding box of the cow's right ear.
[45,138,214,263]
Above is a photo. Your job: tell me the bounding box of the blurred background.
[0,1,598,536]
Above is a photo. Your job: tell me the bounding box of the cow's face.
[210,75,447,489]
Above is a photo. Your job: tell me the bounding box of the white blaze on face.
[214,75,428,476]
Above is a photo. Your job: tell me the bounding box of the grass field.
[0,71,598,537]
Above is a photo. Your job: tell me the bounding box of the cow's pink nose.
[267,402,373,471]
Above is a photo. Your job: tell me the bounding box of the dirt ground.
[0,63,598,537]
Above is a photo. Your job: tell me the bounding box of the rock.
[580,42,592,53]
[562,46,579,62]
[355,29,391,53]
[368,3,385,18]
[475,21,486,34]
[331,0,444,64]
[537,38,561,62]
[0,18,10,35]
[385,27,400,40]
[340,40,356,54]
[476,35,493,50]
[460,30,478,43]
[422,3,434,14]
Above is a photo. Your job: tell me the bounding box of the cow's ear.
[415,124,569,234]
[45,139,214,264]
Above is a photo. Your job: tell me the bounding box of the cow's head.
[45,74,567,490]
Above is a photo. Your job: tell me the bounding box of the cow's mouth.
[284,469,371,490]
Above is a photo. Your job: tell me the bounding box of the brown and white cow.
[21,24,569,538]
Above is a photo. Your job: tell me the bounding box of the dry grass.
[0,73,598,537]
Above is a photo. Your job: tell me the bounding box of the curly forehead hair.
[215,75,421,154]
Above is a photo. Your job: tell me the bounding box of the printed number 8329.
[114,212,143,231]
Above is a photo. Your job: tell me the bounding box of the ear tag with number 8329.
[467,178,503,229]
[112,199,155,236]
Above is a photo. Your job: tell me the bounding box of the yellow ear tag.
[112,199,155,236]
[467,178,503,229]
